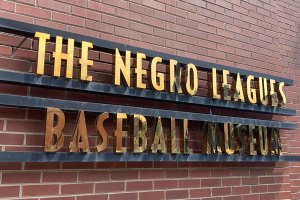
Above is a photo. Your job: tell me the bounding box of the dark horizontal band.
[0,17,293,85]
[0,70,295,116]
[0,152,298,162]
[0,93,295,129]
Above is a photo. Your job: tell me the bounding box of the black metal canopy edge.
[0,152,298,162]
[0,17,293,85]
[0,93,295,129]
[0,70,295,116]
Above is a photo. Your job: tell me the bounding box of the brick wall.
[0,0,299,199]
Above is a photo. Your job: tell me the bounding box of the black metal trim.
[0,17,293,85]
[0,70,295,116]
[0,152,298,162]
[0,93,295,129]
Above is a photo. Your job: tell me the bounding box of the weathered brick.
[16,4,51,19]
[61,183,93,195]
[22,185,59,197]
[2,172,40,184]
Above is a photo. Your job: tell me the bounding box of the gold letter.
[79,41,93,81]
[184,64,198,95]
[183,119,192,154]
[259,126,268,155]
[247,75,257,104]
[133,114,147,152]
[69,111,90,152]
[169,59,182,93]
[212,68,221,99]
[44,107,65,152]
[278,82,286,107]
[224,123,234,155]
[222,70,231,100]
[248,125,257,155]
[52,36,74,78]
[203,122,222,154]
[269,79,277,106]
[35,32,50,75]
[115,113,127,153]
[151,117,166,153]
[95,112,109,152]
[151,57,164,91]
[271,128,281,155]
[259,77,268,105]
[135,52,147,88]
[170,118,179,153]
[237,124,248,154]
[115,48,131,86]
[234,73,245,102]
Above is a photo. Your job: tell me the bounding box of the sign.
[34,32,286,156]
[0,18,296,162]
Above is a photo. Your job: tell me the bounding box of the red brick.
[0,133,24,145]
[0,45,11,56]
[68,25,99,38]
[13,48,37,61]
[166,190,189,200]
[139,191,164,200]
[71,6,100,20]
[222,178,241,186]
[0,186,19,198]
[61,183,93,195]
[86,20,114,34]
[130,3,154,16]
[102,14,130,28]
[52,12,84,26]
[16,4,51,19]
[207,3,224,14]
[62,0,87,7]
[37,0,70,12]
[223,196,242,200]
[140,169,165,179]
[189,169,211,177]
[43,172,77,183]
[0,162,21,170]
[110,170,138,180]
[232,186,250,195]
[126,162,154,168]
[16,0,35,5]
[126,181,153,191]
[95,182,125,193]
[201,178,221,187]
[143,0,165,11]
[212,187,231,196]
[154,180,177,189]
[42,197,75,200]
[110,192,138,200]
[178,179,200,188]
[260,193,276,200]
[190,188,211,198]
[24,163,61,170]
[87,1,115,15]
[6,120,44,132]
[77,194,108,200]
[2,172,40,184]
[0,0,15,11]
[0,10,34,24]
[22,185,59,197]
[0,57,30,72]
[243,194,260,200]
[78,171,109,182]
[259,177,276,184]
[166,169,188,178]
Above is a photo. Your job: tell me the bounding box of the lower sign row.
[45,108,281,156]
